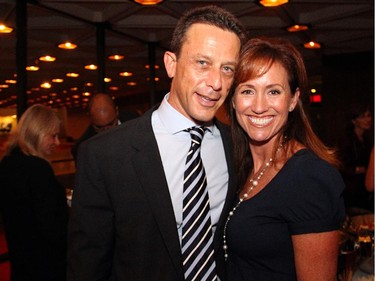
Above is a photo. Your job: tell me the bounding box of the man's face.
[164,23,241,125]
[90,106,118,133]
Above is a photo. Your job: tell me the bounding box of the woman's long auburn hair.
[226,37,339,188]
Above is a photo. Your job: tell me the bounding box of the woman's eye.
[269,89,281,95]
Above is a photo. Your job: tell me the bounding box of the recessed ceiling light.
[0,24,13,33]
[39,55,56,62]
[259,0,288,7]
[58,42,77,50]
[287,24,309,32]
[145,64,160,69]
[26,65,39,71]
[304,41,321,49]
[52,78,64,83]
[133,0,164,5]
[119,72,133,77]
[108,54,124,60]
[66,73,79,77]
[84,64,97,70]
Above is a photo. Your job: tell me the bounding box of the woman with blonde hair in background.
[0,104,68,281]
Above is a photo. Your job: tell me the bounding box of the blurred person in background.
[71,93,139,160]
[365,146,374,192]
[338,104,373,212]
[0,104,68,281]
[224,37,345,281]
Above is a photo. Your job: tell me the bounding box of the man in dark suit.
[70,93,139,160]
[67,5,247,281]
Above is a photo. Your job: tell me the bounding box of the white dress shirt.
[152,93,228,243]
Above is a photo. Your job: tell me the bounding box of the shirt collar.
[157,93,214,135]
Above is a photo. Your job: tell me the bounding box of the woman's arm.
[292,231,339,281]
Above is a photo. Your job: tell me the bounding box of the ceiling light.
[5,79,16,84]
[119,72,133,77]
[0,24,13,33]
[66,72,79,77]
[58,41,77,50]
[127,82,137,86]
[145,64,160,69]
[26,65,39,71]
[39,55,56,62]
[304,41,321,49]
[259,0,288,7]
[104,78,112,83]
[108,54,124,60]
[41,82,52,89]
[52,78,64,83]
[84,64,97,70]
[133,0,164,5]
[287,24,309,32]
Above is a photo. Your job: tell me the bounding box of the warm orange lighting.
[133,0,164,5]
[259,0,288,7]
[52,78,64,83]
[0,84,9,89]
[84,64,97,70]
[108,54,124,60]
[304,41,321,49]
[41,82,52,89]
[5,79,16,84]
[66,72,79,77]
[58,42,77,50]
[39,55,56,62]
[127,82,137,86]
[26,65,39,71]
[82,92,91,97]
[145,64,160,69]
[0,24,13,33]
[146,77,160,81]
[85,82,93,87]
[109,86,119,91]
[104,78,112,83]
[119,71,133,77]
[287,24,309,32]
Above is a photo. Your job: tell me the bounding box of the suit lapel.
[130,109,183,278]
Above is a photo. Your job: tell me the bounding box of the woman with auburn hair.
[223,37,345,281]
[0,104,68,281]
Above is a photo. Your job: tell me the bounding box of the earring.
[289,106,294,112]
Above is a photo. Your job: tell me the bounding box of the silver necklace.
[222,157,273,261]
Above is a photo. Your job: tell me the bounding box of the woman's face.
[40,129,60,156]
[353,110,372,131]
[233,62,299,146]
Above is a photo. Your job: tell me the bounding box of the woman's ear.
[164,51,177,78]
[289,88,300,112]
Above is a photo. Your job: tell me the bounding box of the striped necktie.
[182,126,217,281]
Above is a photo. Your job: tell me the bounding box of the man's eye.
[223,66,234,73]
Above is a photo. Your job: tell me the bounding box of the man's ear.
[164,51,177,78]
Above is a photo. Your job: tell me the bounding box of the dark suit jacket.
[71,109,140,160]
[67,107,237,281]
[0,148,68,281]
